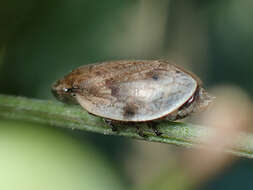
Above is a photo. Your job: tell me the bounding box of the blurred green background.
[0,0,253,189]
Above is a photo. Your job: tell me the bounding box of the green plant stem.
[0,94,253,158]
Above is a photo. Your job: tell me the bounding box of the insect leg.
[147,122,162,136]
[136,125,147,138]
[103,118,118,132]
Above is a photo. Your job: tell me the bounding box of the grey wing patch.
[75,65,197,122]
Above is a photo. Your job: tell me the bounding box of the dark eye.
[63,88,72,93]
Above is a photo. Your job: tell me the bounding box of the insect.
[52,60,213,137]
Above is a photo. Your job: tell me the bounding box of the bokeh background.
[1,0,253,189]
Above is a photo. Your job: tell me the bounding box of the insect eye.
[63,88,72,93]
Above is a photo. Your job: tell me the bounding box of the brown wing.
[74,60,197,122]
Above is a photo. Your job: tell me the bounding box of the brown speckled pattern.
[52,60,211,122]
